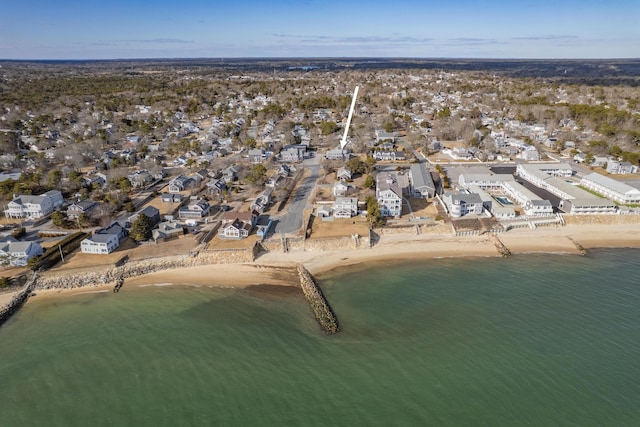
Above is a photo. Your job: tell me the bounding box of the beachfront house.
[0,237,44,266]
[218,212,256,239]
[376,172,403,217]
[80,226,122,255]
[4,190,64,220]
[333,197,358,218]
[152,220,184,242]
[441,191,484,218]
[408,163,436,198]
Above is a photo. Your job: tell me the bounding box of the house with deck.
[441,191,483,217]
[178,199,211,220]
[4,190,64,220]
[333,197,358,218]
[376,172,403,217]
[218,212,256,239]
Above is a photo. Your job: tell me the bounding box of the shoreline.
[7,222,640,304]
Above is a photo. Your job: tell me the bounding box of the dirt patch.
[207,234,258,249]
[310,217,370,238]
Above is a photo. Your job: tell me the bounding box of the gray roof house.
[408,163,436,198]
[0,237,44,266]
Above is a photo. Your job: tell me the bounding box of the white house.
[178,199,211,219]
[333,197,358,218]
[4,190,63,220]
[0,237,43,266]
[441,191,483,217]
[80,230,121,255]
[333,181,349,197]
[376,172,403,217]
[606,159,638,175]
[581,173,640,204]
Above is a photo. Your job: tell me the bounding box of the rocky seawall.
[0,273,37,327]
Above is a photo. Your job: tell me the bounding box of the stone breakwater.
[0,273,37,327]
[296,264,339,334]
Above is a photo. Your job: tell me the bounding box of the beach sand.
[13,221,640,303]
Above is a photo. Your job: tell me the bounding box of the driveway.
[272,156,321,235]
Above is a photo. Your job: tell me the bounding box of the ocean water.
[1,249,640,426]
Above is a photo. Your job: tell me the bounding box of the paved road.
[272,156,321,235]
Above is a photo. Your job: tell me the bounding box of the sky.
[0,0,639,60]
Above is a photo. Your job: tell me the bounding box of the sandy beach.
[6,221,639,304]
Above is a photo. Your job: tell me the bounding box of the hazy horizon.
[1,0,639,60]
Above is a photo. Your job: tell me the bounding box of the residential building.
[280,147,304,163]
[179,199,211,219]
[441,191,483,217]
[66,200,99,220]
[128,206,161,226]
[325,148,350,161]
[606,159,639,175]
[333,181,349,197]
[4,190,63,219]
[218,212,255,239]
[333,197,358,218]
[0,237,43,266]
[336,166,352,181]
[80,225,124,255]
[581,173,640,204]
[408,163,436,198]
[152,220,184,242]
[168,175,195,193]
[251,189,272,214]
[376,172,403,217]
[248,149,265,163]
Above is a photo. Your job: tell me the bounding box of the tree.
[365,195,384,227]
[346,157,366,175]
[51,211,65,227]
[130,214,153,242]
[318,121,339,135]
[364,174,375,189]
[246,164,267,186]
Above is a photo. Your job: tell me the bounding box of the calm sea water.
[1,249,640,426]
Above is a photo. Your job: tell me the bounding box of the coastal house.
[251,189,272,214]
[408,163,436,198]
[0,237,43,266]
[336,166,352,181]
[606,159,638,175]
[128,206,161,227]
[160,193,183,204]
[80,222,126,255]
[376,172,403,217]
[223,165,240,182]
[280,147,304,163]
[248,149,265,164]
[178,198,211,220]
[325,148,350,161]
[333,197,358,218]
[3,190,64,220]
[581,173,640,205]
[168,175,195,193]
[152,220,184,242]
[206,178,227,196]
[333,181,350,197]
[441,191,483,218]
[218,212,255,239]
[66,199,99,220]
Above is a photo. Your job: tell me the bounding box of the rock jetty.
[296,264,339,334]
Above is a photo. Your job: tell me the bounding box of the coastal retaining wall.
[296,264,339,334]
[0,273,37,327]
